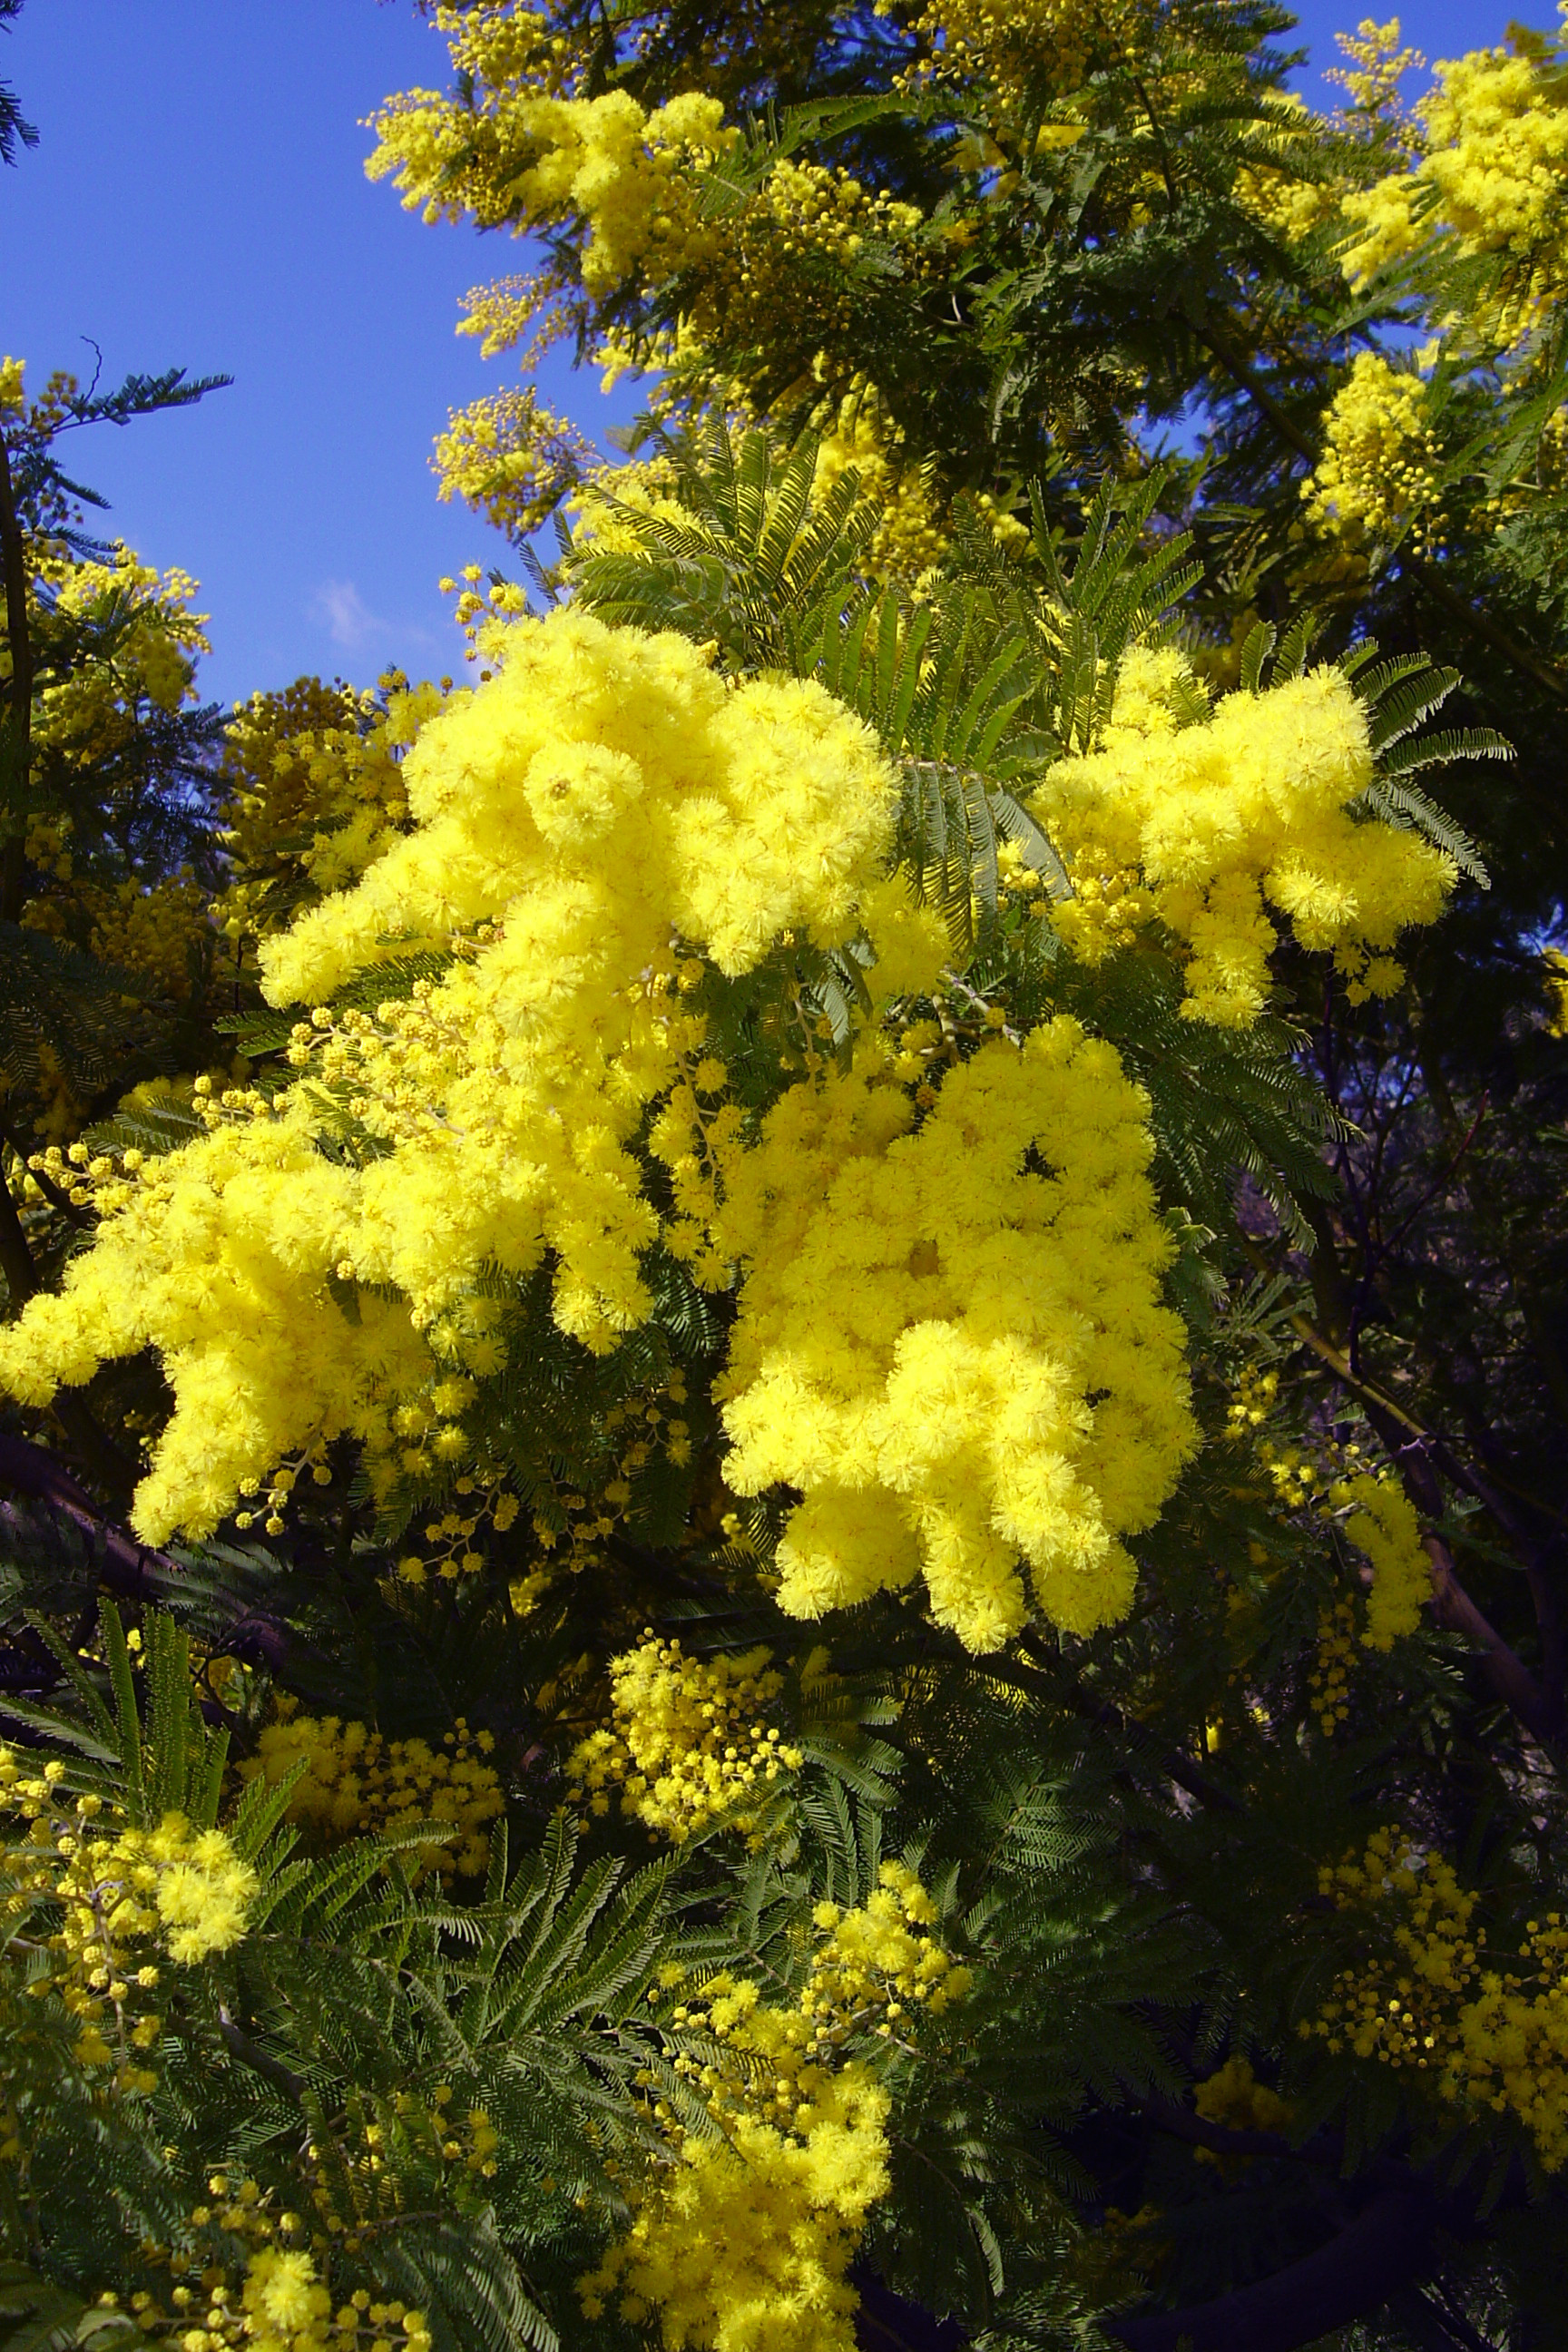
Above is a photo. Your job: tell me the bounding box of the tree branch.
[1018,1631,1245,1814]
[1237,1239,1563,1749]
[0,1431,169,1601]
[1104,2185,1438,2352]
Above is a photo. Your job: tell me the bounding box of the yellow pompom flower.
[567,1636,802,1842]
[583,1863,968,2352]
[0,609,899,1541]
[713,1019,1196,1651]
[1302,353,1441,547]
[1037,659,1455,1025]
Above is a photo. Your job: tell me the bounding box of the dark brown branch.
[0,1430,170,1601]
[217,2006,308,2103]
[1132,2091,1318,2164]
[0,1162,35,1311]
[1018,1631,1245,1814]
[1237,1238,1562,1749]
[1104,2185,1439,2352]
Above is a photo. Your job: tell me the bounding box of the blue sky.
[0,0,1521,708]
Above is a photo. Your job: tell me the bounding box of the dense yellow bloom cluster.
[369,79,734,289]
[809,381,947,581]
[1309,1593,1359,1731]
[237,1710,503,1879]
[1311,1828,1568,2169]
[0,1750,255,2088]
[431,385,592,539]
[1038,651,1455,1024]
[34,543,210,728]
[1339,11,1568,338]
[370,38,926,446]
[583,1862,968,2352]
[219,677,436,945]
[1233,95,1337,246]
[0,610,899,1540]
[1326,16,1427,132]
[1302,354,1441,548]
[896,0,1142,120]
[567,1635,803,1841]
[712,1020,1196,1650]
[102,2177,432,2352]
[1341,1471,1430,1649]
[82,869,213,1001]
[1191,2054,1291,2161]
[1223,1367,1427,1714]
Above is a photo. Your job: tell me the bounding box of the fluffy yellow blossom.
[713,1020,1196,1650]
[101,2186,434,2352]
[895,0,1142,123]
[369,41,924,420]
[1312,1828,1568,2170]
[219,675,433,944]
[1191,2055,1292,2161]
[1302,353,1441,547]
[1037,657,1455,1024]
[583,1863,968,2352]
[0,1751,256,2088]
[368,80,734,291]
[1339,15,1568,337]
[1340,1471,1429,1649]
[567,1636,803,1840]
[431,386,592,538]
[583,2069,888,2352]
[238,1711,503,1879]
[0,609,899,1539]
[809,380,947,581]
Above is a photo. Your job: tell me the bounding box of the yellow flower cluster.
[370,36,925,437]
[237,1710,503,1880]
[1309,1593,1358,1731]
[369,80,734,292]
[1341,1471,1430,1650]
[0,1752,255,2088]
[566,1635,803,1842]
[1223,1367,1427,1711]
[103,2177,432,2352]
[1326,16,1427,131]
[1339,12,1568,338]
[809,380,947,582]
[712,1020,1196,1651]
[1302,354,1441,549]
[582,1863,968,2352]
[895,0,1142,121]
[1233,96,1338,246]
[1223,1361,1279,1440]
[1037,650,1455,1024]
[219,677,436,946]
[1311,1829,1568,2170]
[432,385,593,539]
[0,610,899,1541]
[1191,2055,1292,2162]
[82,869,214,1002]
[34,542,210,725]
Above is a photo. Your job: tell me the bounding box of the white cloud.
[312,579,385,652]
[309,581,442,671]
